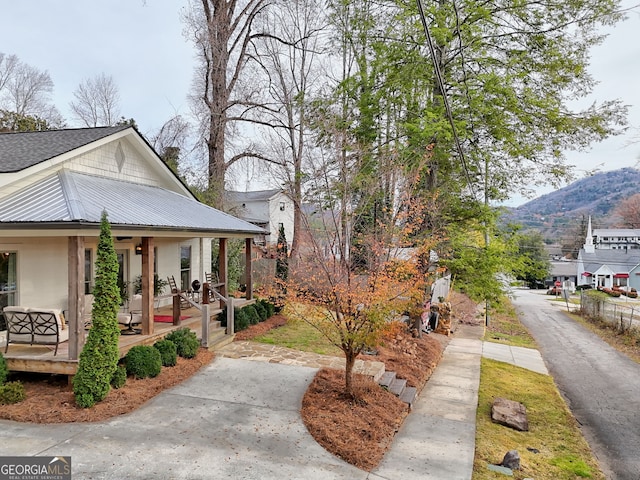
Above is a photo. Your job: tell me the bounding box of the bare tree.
[0,53,19,93]
[0,57,62,126]
[246,0,328,259]
[612,194,640,228]
[184,0,270,208]
[69,73,121,127]
[149,115,192,176]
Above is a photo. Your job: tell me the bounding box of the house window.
[84,249,93,294]
[180,246,191,291]
[0,252,17,314]
[279,201,285,211]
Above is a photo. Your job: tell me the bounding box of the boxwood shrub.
[165,327,200,359]
[154,339,178,367]
[235,308,250,332]
[124,345,162,379]
[253,301,267,321]
[244,305,260,325]
[0,381,26,404]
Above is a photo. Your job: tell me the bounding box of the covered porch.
[2,297,255,376]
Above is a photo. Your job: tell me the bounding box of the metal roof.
[0,126,130,173]
[0,170,265,235]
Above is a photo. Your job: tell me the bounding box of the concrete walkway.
[482,342,549,375]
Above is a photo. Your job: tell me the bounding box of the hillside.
[505,167,640,240]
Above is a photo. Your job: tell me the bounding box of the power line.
[415,0,477,201]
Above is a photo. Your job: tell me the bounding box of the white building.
[225,189,294,248]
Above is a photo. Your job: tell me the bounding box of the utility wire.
[415,0,477,200]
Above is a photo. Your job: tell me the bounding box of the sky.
[1,1,639,205]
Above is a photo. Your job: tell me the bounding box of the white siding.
[268,193,294,247]
[0,236,210,312]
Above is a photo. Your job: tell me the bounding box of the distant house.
[577,218,640,289]
[547,262,577,292]
[592,228,640,250]
[225,189,294,248]
[545,244,567,261]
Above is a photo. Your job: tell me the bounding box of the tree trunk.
[344,351,356,398]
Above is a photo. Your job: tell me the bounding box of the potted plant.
[133,274,169,297]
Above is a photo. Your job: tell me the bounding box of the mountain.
[505,167,640,240]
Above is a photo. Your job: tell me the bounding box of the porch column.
[141,237,154,335]
[245,238,253,300]
[68,236,85,360]
[218,238,228,298]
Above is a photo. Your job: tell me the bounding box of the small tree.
[276,224,288,283]
[73,211,121,408]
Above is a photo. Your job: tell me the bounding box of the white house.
[592,228,640,250]
[0,126,264,362]
[225,189,294,248]
[577,217,640,289]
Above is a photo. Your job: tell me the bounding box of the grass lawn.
[251,305,342,356]
[484,300,537,348]
[473,358,604,479]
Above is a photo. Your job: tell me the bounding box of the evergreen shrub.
[244,305,260,325]
[73,211,121,408]
[165,327,200,359]
[154,339,178,367]
[111,365,127,389]
[125,345,162,379]
[262,299,276,318]
[0,381,26,404]
[253,301,267,321]
[235,308,250,332]
[0,352,8,385]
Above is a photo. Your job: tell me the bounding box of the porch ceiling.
[0,170,266,237]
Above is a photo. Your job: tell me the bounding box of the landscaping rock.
[501,450,521,470]
[491,397,529,431]
[487,464,513,476]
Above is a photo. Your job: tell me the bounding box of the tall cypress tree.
[275,224,288,282]
[73,211,122,408]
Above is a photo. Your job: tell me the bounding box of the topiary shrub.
[73,211,122,408]
[124,345,162,379]
[244,305,260,325]
[165,327,200,359]
[234,308,250,332]
[253,301,267,322]
[0,381,26,404]
[110,365,127,389]
[0,352,8,385]
[154,339,178,367]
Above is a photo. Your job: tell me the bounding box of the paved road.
[512,289,640,480]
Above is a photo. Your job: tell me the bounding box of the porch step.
[207,326,234,351]
[378,370,417,409]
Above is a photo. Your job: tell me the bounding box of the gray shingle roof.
[0,170,265,235]
[226,189,282,202]
[0,126,130,173]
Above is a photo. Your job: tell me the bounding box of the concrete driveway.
[0,358,368,480]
